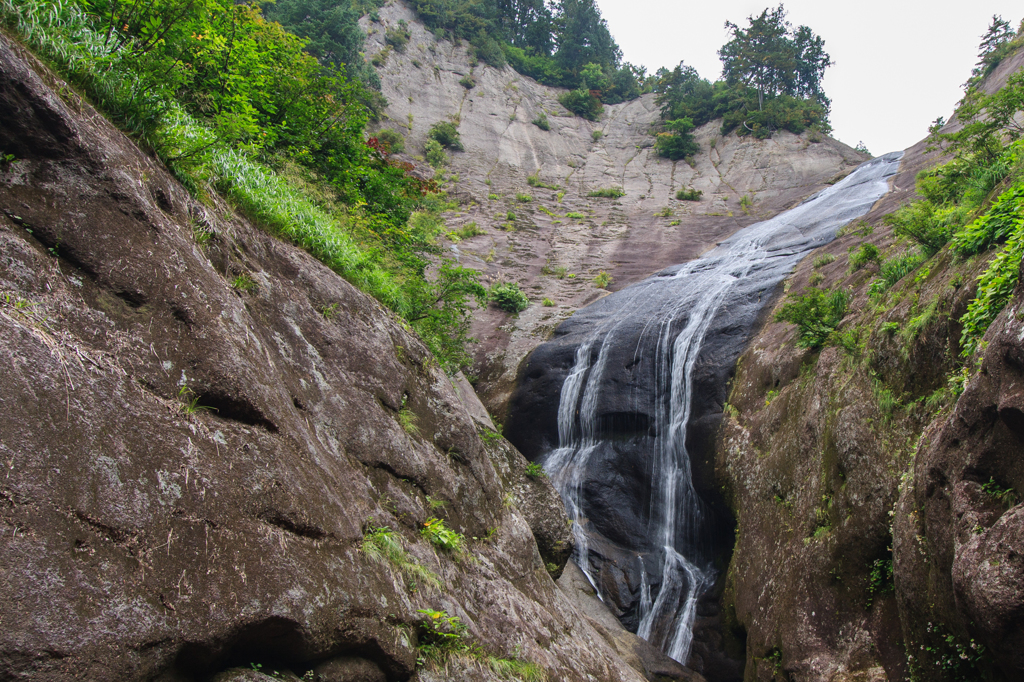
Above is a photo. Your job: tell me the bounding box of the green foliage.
[812,253,836,268]
[960,230,1023,356]
[587,187,624,198]
[428,121,463,151]
[654,206,674,218]
[559,88,603,120]
[415,608,546,680]
[593,271,612,289]
[318,302,339,320]
[376,128,405,154]
[459,74,476,89]
[883,201,953,257]
[231,273,257,292]
[848,243,880,272]
[917,623,987,681]
[453,222,484,239]
[676,188,702,201]
[420,517,465,553]
[178,384,215,414]
[385,20,411,52]
[541,297,554,307]
[868,251,925,298]
[952,183,1024,256]
[865,556,894,607]
[490,281,529,313]
[424,139,448,167]
[516,193,533,202]
[981,477,1019,508]
[654,117,699,161]
[774,287,850,349]
[398,402,419,435]
[531,111,550,130]
[525,461,546,479]
[971,14,1018,80]
[363,526,441,590]
[591,129,603,141]
[527,173,558,190]
[565,212,585,220]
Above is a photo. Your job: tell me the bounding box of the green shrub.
[565,212,585,220]
[420,517,465,553]
[490,281,529,312]
[516,193,533,202]
[527,174,558,190]
[587,187,625,199]
[960,229,1023,356]
[884,201,952,257]
[593,271,613,289]
[525,461,547,479]
[654,118,699,161]
[591,129,603,141]
[676,188,702,201]
[808,272,824,286]
[454,222,484,239]
[952,184,1024,255]
[541,297,554,306]
[459,74,476,89]
[774,287,851,349]
[868,251,925,297]
[654,206,673,217]
[428,121,463,151]
[376,128,405,154]
[532,112,550,130]
[812,253,836,268]
[425,139,448,167]
[384,20,410,52]
[559,89,603,120]
[848,243,880,272]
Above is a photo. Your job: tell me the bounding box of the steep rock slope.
[0,32,686,682]
[364,1,868,418]
[715,49,1024,681]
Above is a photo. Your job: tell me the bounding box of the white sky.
[596,1,1023,155]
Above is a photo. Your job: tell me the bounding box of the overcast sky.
[596,1,1022,155]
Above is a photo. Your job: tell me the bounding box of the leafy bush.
[884,201,953,257]
[459,74,476,89]
[593,271,613,289]
[516,193,533,202]
[428,121,463,151]
[591,129,603,141]
[587,187,625,198]
[490,282,529,313]
[527,174,558,190]
[676,188,702,201]
[531,112,550,130]
[424,139,448,167]
[655,118,699,160]
[525,462,547,479]
[868,251,925,297]
[376,128,405,154]
[420,517,465,553]
[384,20,411,52]
[774,287,851,349]
[559,89,603,121]
[848,243,880,272]
[812,253,836,268]
[541,297,554,307]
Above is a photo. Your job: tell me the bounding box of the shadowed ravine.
[506,151,903,666]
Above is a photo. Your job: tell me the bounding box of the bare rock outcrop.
[363,1,868,418]
[0,32,679,682]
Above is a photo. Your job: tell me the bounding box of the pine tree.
[973,15,1015,78]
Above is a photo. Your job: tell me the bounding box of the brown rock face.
[0,34,658,682]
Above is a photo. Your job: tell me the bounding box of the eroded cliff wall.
[363,1,868,418]
[0,31,686,682]
[715,49,1024,682]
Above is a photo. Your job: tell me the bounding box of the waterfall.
[535,152,904,664]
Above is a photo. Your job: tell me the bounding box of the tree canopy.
[718,4,830,110]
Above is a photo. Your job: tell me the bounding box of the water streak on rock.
[535,151,903,664]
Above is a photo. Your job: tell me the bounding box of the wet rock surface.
[0,33,653,682]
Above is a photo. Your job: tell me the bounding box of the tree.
[718,5,830,110]
[554,0,621,76]
[972,15,1016,78]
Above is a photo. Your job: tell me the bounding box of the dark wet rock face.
[506,154,902,675]
[0,34,671,682]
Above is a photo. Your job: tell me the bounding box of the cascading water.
[513,151,903,665]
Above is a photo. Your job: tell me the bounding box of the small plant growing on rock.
[178,384,215,415]
[490,281,529,313]
[420,517,465,553]
[516,193,533,203]
[384,20,410,52]
[363,526,440,590]
[655,206,674,218]
[812,253,836,268]
[425,139,448,168]
[981,477,1018,508]
[231,273,257,292]
[848,242,880,272]
[593,271,612,289]
[676,188,702,201]
[532,112,550,130]
[318,303,339,320]
[541,298,554,307]
[591,129,603,142]
[459,74,476,89]
[525,462,547,479]
[587,187,625,199]
[398,396,419,435]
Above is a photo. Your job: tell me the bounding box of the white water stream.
[542,152,903,663]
